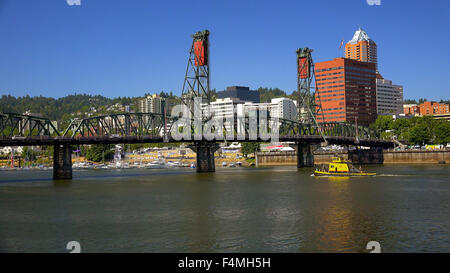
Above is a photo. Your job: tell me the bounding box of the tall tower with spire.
[345,28,378,71]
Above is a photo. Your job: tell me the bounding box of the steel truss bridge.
[0,30,393,178]
[0,112,391,148]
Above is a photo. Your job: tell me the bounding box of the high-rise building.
[345,28,378,70]
[376,78,404,115]
[216,86,260,103]
[315,58,377,126]
[139,94,165,114]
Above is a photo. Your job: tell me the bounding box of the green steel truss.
[0,112,380,143]
[0,112,59,137]
[62,113,171,138]
[296,48,327,142]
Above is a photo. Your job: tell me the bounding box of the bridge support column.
[297,142,314,168]
[188,142,220,172]
[53,143,72,180]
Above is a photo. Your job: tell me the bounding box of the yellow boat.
[314,157,376,177]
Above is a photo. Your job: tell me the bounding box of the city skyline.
[0,0,449,101]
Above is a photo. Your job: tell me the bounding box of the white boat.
[145,162,166,169]
[167,161,181,167]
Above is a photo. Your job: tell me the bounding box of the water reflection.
[0,165,448,252]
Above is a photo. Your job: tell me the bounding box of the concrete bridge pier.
[53,143,72,180]
[188,142,220,172]
[297,142,314,168]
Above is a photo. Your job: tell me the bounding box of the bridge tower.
[296,48,325,168]
[181,29,211,110]
[296,48,324,124]
[181,30,217,172]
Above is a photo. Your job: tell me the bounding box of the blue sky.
[0,0,449,100]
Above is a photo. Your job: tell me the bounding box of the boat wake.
[377,174,412,177]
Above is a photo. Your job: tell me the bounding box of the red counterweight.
[298,57,309,79]
[194,40,208,66]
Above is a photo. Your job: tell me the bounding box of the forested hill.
[0,94,134,122]
[0,88,299,123]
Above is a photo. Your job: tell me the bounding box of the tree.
[409,123,432,145]
[22,147,38,162]
[371,115,394,134]
[85,144,114,162]
[257,87,287,103]
[403,99,418,104]
[241,142,260,157]
[434,121,450,144]
[392,118,412,140]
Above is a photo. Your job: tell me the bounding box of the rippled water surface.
[0,164,449,252]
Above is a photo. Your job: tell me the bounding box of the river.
[0,164,449,253]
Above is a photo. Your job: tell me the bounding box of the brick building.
[315,58,377,125]
[404,101,450,116]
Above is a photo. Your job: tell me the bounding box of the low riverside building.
[403,101,450,117]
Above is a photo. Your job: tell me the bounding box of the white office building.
[239,98,298,121]
[201,98,246,133]
[202,97,245,119]
[376,78,403,115]
[270,98,298,121]
[193,96,298,136]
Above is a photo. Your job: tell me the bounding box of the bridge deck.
[0,135,394,148]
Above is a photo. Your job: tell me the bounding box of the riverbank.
[256,149,450,166]
[0,149,248,170]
